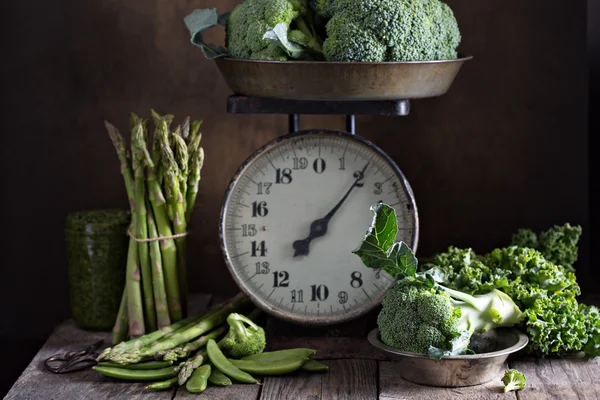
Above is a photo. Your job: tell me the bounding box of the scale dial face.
[220,130,419,325]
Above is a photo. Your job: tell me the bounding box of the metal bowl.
[214,56,473,101]
[368,328,528,387]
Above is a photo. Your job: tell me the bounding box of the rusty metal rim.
[214,54,474,66]
[368,328,529,360]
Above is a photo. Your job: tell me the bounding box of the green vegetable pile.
[93,294,327,393]
[354,204,600,360]
[353,204,524,359]
[105,111,205,342]
[183,0,461,62]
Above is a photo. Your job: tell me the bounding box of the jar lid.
[65,209,131,234]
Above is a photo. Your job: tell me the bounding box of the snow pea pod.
[208,366,232,386]
[92,365,176,381]
[206,339,258,384]
[97,360,172,370]
[186,364,211,393]
[241,348,316,362]
[229,356,308,376]
[146,376,178,391]
[300,359,329,372]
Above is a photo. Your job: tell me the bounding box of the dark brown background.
[1,0,597,395]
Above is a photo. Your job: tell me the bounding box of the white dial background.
[221,131,418,325]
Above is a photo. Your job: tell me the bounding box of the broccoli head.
[378,277,523,358]
[221,313,266,358]
[320,0,461,62]
[226,0,323,61]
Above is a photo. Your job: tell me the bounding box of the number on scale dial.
[221,130,418,325]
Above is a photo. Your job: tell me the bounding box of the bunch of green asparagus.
[105,110,205,342]
[94,294,328,393]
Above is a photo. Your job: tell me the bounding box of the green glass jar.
[65,209,130,330]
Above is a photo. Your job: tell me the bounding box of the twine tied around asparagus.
[127,226,189,243]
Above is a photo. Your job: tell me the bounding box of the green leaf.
[389,242,418,278]
[263,23,306,59]
[353,203,419,280]
[184,8,229,60]
[352,204,397,273]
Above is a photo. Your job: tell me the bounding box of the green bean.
[208,366,232,386]
[92,365,176,381]
[186,364,211,393]
[300,359,329,372]
[241,348,316,362]
[206,339,258,384]
[229,357,307,376]
[146,376,178,391]
[97,360,172,370]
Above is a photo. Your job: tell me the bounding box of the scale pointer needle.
[292,162,369,257]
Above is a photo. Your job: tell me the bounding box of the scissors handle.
[44,340,104,374]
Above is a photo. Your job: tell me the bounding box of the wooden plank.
[322,359,377,400]
[260,369,325,400]
[510,356,600,400]
[265,336,390,361]
[175,382,261,400]
[5,294,213,400]
[379,361,513,400]
[227,96,411,116]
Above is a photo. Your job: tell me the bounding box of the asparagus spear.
[105,121,135,343]
[124,229,145,338]
[105,121,136,210]
[186,144,204,224]
[186,120,203,148]
[177,349,207,386]
[161,326,227,362]
[100,314,201,361]
[112,291,129,345]
[131,120,157,333]
[110,293,249,364]
[146,202,171,329]
[161,138,189,319]
[171,132,189,210]
[146,120,182,322]
[150,110,174,187]
[180,116,190,141]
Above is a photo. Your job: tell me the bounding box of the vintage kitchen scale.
[215,57,472,334]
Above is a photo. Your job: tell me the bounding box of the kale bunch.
[423,224,599,358]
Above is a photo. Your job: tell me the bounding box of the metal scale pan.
[214,55,472,101]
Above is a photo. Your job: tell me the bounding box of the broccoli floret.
[226,0,298,60]
[501,369,526,392]
[323,13,386,62]
[226,0,323,61]
[220,313,266,358]
[254,44,289,61]
[378,277,523,358]
[320,0,461,62]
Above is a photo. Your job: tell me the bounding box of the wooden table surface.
[6,294,600,400]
